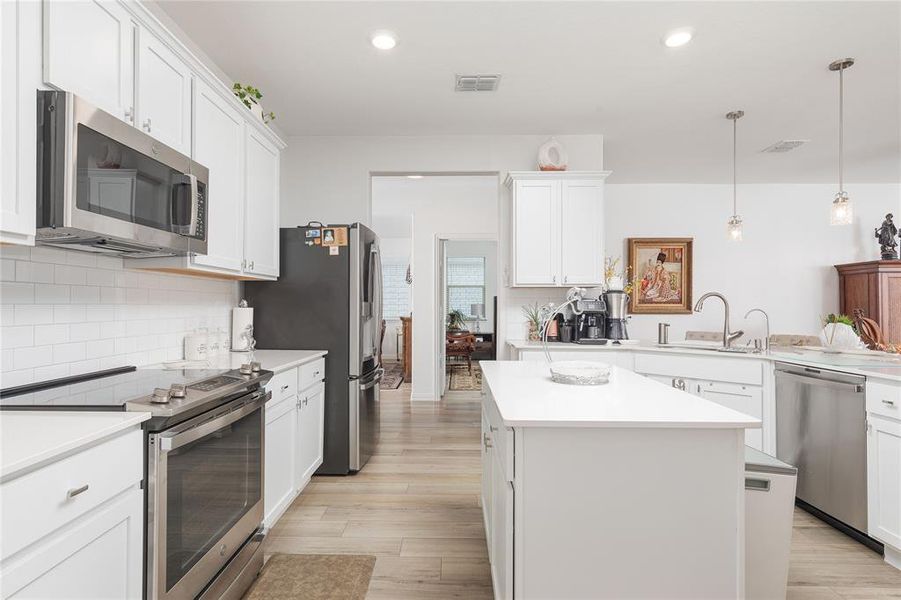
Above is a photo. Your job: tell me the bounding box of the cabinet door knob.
[483,433,493,449]
[552,275,557,284]
[142,118,152,132]
[125,107,134,122]
[564,276,568,284]
[67,484,89,498]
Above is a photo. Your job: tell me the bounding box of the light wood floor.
[267,381,901,599]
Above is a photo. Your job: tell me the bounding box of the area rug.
[380,362,404,390]
[448,362,483,391]
[244,554,375,600]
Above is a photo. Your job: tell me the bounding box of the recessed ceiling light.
[406,175,423,179]
[371,31,397,50]
[663,28,694,48]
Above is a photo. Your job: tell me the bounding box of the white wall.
[280,134,604,227]
[604,183,901,342]
[371,176,498,401]
[0,246,238,387]
[445,240,498,333]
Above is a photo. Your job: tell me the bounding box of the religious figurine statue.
[875,213,898,260]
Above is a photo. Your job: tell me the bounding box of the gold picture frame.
[627,238,693,314]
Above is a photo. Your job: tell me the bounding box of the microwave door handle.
[186,173,199,237]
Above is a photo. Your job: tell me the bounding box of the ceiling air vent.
[455,74,501,92]
[761,140,809,153]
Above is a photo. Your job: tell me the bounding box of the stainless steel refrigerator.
[244,224,382,474]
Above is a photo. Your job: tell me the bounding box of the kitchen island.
[479,360,760,599]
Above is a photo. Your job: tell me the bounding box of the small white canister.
[185,331,209,361]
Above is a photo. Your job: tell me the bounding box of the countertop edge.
[506,340,901,383]
[1,412,150,482]
[260,350,329,373]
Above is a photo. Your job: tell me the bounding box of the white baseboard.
[885,545,901,571]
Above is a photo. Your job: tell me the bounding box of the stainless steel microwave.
[36,90,208,257]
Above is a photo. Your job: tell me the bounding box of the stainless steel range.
[0,363,273,600]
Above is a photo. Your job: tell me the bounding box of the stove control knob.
[239,363,253,376]
[250,361,261,373]
[151,388,171,404]
[169,384,187,399]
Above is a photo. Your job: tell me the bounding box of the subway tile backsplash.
[0,246,238,387]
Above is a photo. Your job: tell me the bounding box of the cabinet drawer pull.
[67,484,89,498]
[483,433,493,449]
[489,425,498,432]
[280,384,290,391]
[745,478,770,492]
[882,399,896,407]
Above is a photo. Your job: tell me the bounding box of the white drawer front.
[867,381,901,421]
[299,358,325,392]
[1,429,143,560]
[634,353,763,386]
[483,390,514,483]
[268,368,298,404]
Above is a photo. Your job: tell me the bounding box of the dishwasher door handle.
[776,371,864,393]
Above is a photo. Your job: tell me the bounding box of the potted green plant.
[446,309,468,332]
[522,302,544,341]
[232,83,276,124]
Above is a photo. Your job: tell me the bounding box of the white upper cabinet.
[511,179,559,286]
[560,179,605,286]
[243,129,280,278]
[44,0,135,123]
[2,0,42,245]
[135,29,192,153]
[506,172,610,287]
[191,79,245,273]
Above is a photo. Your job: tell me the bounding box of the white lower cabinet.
[296,382,325,488]
[2,487,143,599]
[867,412,901,557]
[482,397,513,600]
[0,428,144,599]
[263,359,326,528]
[697,380,764,450]
[264,394,298,528]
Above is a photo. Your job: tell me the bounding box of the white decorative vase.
[538,137,568,171]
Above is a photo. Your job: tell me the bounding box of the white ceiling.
[157,1,901,183]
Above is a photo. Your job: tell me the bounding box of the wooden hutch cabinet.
[835,260,901,344]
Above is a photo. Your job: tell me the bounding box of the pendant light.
[829,58,855,225]
[726,110,744,241]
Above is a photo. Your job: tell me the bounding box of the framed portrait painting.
[627,238,693,314]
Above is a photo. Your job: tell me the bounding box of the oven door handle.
[160,392,269,452]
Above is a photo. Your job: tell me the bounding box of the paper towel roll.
[231,307,254,351]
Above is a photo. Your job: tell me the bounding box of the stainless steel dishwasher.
[775,362,869,537]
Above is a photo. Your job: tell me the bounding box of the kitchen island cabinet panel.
[867,413,901,560]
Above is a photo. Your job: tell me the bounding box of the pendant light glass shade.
[727,215,744,241]
[829,58,854,225]
[830,191,853,225]
[726,110,744,241]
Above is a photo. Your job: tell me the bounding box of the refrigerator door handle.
[359,368,384,391]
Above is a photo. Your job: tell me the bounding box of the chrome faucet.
[693,292,744,348]
[744,308,770,351]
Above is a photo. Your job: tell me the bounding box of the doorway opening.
[441,239,498,398]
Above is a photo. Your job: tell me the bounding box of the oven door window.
[164,408,262,592]
[75,124,194,234]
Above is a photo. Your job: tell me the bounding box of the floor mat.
[244,554,375,600]
[448,362,482,391]
[380,362,404,390]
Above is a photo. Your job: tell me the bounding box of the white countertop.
[481,361,762,429]
[161,349,327,374]
[508,340,901,383]
[0,411,150,482]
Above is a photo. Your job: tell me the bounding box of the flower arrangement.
[446,309,468,332]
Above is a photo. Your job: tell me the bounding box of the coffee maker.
[572,299,608,344]
[604,290,629,340]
